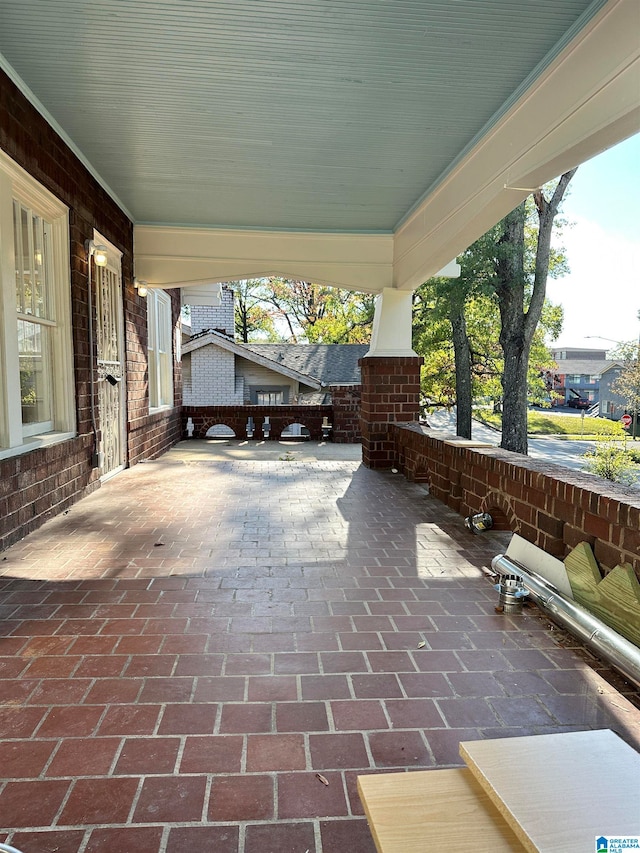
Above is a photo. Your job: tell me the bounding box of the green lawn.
[476,410,627,439]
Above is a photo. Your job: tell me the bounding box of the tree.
[257,278,374,344]
[412,210,565,439]
[233,279,279,342]
[494,170,577,453]
[611,338,640,440]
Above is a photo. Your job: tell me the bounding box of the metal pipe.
[491,554,640,689]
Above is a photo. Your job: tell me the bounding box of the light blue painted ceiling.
[0,0,606,231]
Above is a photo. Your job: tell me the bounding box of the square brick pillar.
[359,356,423,468]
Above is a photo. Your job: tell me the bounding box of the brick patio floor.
[1,445,639,852]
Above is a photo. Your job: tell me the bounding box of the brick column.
[359,356,423,468]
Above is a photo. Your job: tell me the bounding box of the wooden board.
[443,438,492,448]
[460,730,640,853]
[564,542,640,646]
[505,533,574,598]
[357,768,526,852]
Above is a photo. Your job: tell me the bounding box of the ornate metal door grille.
[95,262,125,478]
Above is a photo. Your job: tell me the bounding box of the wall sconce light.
[134,277,148,297]
[85,239,109,267]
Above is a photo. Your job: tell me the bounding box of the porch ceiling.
[1,0,638,290]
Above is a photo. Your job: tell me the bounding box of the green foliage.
[413,257,563,408]
[611,341,640,417]
[238,278,374,344]
[233,279,280,342]
[582,437,637,485]
[412,174,575,447]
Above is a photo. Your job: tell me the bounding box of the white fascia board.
[392,0,640,291]
[183,333,322,390]
[134,226,394,295]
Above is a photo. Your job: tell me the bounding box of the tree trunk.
[496,204,529,454]
[450,304,472,439]
[496,169,577,453]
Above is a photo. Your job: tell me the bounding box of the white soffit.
[393,0,640,289]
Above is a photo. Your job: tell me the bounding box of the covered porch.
[0,443,638,851]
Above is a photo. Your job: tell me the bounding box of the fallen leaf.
[417,641,426,649]
[316,773,329,786]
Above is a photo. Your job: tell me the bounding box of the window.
[147,289,173,409]
[257,391,283,405]
[249,385,289,405]
[0,152,74,458]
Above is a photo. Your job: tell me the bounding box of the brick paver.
[0,447,638,851]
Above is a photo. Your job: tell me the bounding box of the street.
[426,409,597,474]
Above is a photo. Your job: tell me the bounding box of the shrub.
[582,438,637,485]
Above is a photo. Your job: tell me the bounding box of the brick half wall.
[392,422,640,580]
[183,405,334,441]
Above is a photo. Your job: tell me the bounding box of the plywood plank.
[564,543,640,646]
[460,730,640,853]
[357,768,525,852]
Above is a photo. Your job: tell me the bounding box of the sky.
[547,132,640,353]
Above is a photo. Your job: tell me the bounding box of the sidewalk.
[0,444,638,852]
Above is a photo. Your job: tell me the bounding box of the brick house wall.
[391,422,640,581]
[0,69,181,549]
[186,346,242,406]
[190,290,235,336]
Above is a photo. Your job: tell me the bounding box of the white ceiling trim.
[392,0,640,290]
[135,226,394,293]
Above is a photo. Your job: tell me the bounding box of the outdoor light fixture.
[85,239,108,267]
[134,277,148,297]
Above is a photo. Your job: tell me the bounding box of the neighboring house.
[598,363,626,420]
[550,347,619,406]
[182,287,368,408]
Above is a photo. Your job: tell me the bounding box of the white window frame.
[147,288,173,411]
[0,151,75,460]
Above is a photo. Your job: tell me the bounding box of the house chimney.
[190,285,235,338]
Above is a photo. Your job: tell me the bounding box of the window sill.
[0,431,77,462]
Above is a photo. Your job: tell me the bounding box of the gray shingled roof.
[554,359,618,377]
[244,344,369,386]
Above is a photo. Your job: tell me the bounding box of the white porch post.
[366,287,418,358]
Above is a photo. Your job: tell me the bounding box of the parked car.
[566,388,590,409]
